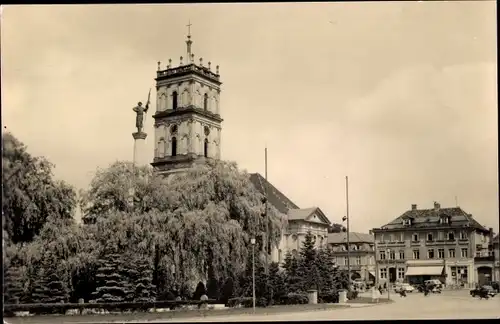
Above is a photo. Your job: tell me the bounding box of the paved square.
[148,290,499,322]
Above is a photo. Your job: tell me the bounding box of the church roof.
[288,207,331,225]
[249,173,299,214]
[327,232,374,244]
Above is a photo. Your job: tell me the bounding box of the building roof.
[249,173,331,225]
[249,173,299,214]
[327,232,374,244]
[376,204,489,232]
[288,207,331,225]
[494,234,499,244]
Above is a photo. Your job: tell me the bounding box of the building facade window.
[397,268,405,279]
[461,248,468,258]
[438,248,445,259]
[399,250,405,260]
[171,137,177,156]
[204,138,209,158]
[379,234,385,243]
[449,248,456,258]
[400,232,404,242]
[413,249,420,259]
[389,250,396,260]
[356,256,361,265]
[448,232,455,241]
[428,249,435,259]
[203,93,208,110]
[460,231,467,240]
[343,257,348,265]
[172,91,178,110]
[380,268,387,279]
[438,231,444,240]
[412,233,419,242]
[427,233,434,241]
[379,250,386,260]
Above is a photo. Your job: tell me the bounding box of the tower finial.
[186,20,193,63]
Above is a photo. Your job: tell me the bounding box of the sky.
[1,2,498,233]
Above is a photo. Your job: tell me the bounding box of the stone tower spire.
[152,24,223,175]
[186,20,193,64]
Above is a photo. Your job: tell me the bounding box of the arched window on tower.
[204,138,208,158]
[171,137,177,156]
[203,93,208,111]
[172,91,178,110]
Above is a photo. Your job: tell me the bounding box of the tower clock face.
[204,126,210,136]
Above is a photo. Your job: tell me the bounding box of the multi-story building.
[372,202,494,287]
[493,234,499,282]
[327,232,376,283]
[249,173,331,264]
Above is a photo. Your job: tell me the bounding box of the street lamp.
[386,249,391,300]
[343,176,350,286]
[251,237,256,313]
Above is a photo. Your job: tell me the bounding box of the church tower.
[151,24,223,174]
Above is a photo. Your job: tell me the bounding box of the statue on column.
[133,89,151,133]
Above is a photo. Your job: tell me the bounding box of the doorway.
[389,267,397,283]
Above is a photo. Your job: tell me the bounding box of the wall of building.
[374,228,489,286]
[157,78,220,114]
[272,220,329,264]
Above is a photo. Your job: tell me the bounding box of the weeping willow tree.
[79,160,287,299]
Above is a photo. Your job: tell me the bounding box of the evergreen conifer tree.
[282,251,301,292]
[268,262,286,304]
[297,231,321,292]
[31,252,69,304]
[92,247,129,303]
[132,256,156,302]
[4,264,26,304]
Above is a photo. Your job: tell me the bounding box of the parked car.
[487,281,499,293]
[470,285,496,298]
[423,279,442,293]
[395,283,415,293]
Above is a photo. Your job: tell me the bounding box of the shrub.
[256,297,268,307]
[282,292,309,305]
[192,282,206,301]
[319,290,339,303]
[347,290,359,300]
[227,297,253,308]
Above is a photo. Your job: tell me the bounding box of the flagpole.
[346,176,350,286]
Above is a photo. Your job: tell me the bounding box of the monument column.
[132,131,148,166]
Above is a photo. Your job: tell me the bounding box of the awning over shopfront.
[406,266,444,276]
[368,271,376,278]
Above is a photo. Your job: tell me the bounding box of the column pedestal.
[132,131,148,166]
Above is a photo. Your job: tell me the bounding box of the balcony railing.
[474,252,495,262]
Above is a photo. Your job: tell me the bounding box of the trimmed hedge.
[227,297,253,308]
[3,299,217,317]
[347,290,359,300]
[281,292,309,305]
[319,291,339,304]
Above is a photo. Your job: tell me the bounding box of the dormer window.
[351,245,358,251]
[403,218,413,226]
[439,216,450,224]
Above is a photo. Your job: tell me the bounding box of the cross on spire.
[187,20,192,37]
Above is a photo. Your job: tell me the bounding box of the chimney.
[434,201,440,210]
[411,204,417,211]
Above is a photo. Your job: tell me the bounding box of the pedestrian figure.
[371,286,380,303]
[399,289,407,297]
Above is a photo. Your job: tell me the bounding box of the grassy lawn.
[347,297,393,304]
[5,303,351,324]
